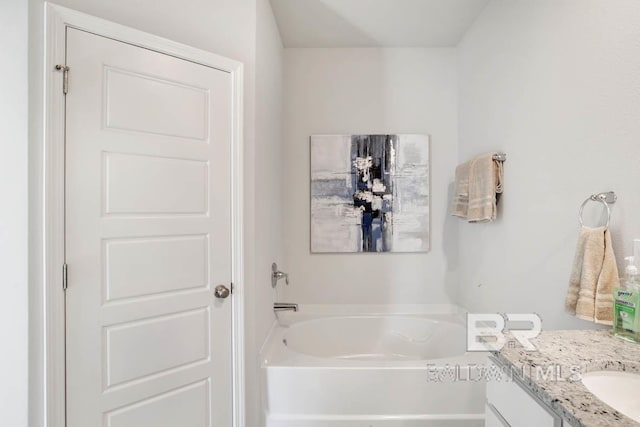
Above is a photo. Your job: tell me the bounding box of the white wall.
[51,0,257,67]
[28,0,45,424]
[457,0,640,329]
[282,48,459,304]
[248,0,284,426]
[1,0,29,426]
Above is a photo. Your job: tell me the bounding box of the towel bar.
[579,192,616,229]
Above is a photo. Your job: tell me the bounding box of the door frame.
[43,4,245,426]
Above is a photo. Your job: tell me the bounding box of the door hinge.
[55,64,69,95]
[62,263,68,291]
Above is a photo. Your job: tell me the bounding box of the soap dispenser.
[624,256,640,289]
[613,256,640,342]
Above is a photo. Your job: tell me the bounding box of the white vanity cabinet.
[486,359,576,427]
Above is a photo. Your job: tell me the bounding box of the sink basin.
[581,371,640,422]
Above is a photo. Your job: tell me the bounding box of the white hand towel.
[565,226,619,325]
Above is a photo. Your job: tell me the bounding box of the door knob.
[214,285,230,299]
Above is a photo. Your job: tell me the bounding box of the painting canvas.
[311,134,430,253]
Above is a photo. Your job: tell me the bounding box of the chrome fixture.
[55,64,70,94]
[579,191,617,230]
[214,284,231,299]
[271,262,289,287]
[274,302,298,312]
[492,152,507,162]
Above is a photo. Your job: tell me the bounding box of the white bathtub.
[261,305,488,427]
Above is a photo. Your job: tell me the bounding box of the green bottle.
[614,256,640,343]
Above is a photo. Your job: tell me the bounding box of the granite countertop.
[493,330,640,427]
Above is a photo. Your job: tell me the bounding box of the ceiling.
[269,0,490,48]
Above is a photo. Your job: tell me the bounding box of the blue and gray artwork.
[311,134,430,253]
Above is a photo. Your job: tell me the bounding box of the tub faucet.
[274,302,298,312]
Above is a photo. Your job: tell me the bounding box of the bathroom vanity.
[488,330,640,426]
[486,357,576,427]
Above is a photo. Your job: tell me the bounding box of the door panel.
[104,235,209,301]
[65,27,233,426]
[103,152,209,215]
[104,67,209,140]
[105,380,210,427]
[104,308,210,387]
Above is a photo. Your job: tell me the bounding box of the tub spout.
[274,302,298,312]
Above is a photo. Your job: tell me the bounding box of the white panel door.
[65,27,233,427]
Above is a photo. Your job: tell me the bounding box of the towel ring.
[578,192,616,229]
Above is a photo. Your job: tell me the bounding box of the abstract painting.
[311,134,430,253]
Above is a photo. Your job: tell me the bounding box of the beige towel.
[565,226,619,325]
[467,153,504,222]
[452,161,471,218]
